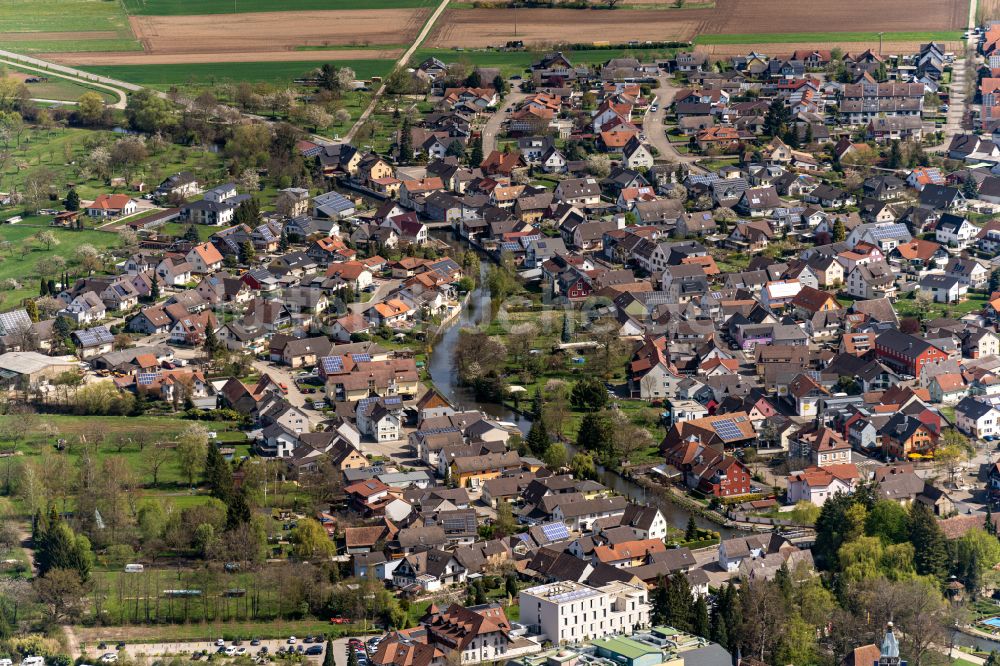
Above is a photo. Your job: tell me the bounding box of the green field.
[0,0,132,33]
[12,70,118,103]
[2,38,142,54]
[694,30,964,45]
[0,225,121,303]
[79,59,395,88]
[122,0,435,14]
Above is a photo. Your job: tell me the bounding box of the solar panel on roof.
[540,522,569,542]
[137,372,159,386]
[352,353,372,363]
[711,418,742,440]
[416,426,461,437]
[320,356,343,373]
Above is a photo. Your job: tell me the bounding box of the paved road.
[481,89,528,154]
[645,74,705,174]
[345,0,452,143]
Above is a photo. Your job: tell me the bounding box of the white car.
[236,648,247,656]
[100,654,118,664]
[216,640,226,647]
[287,637,297,645]
[224,648,237,657]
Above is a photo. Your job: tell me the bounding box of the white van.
[22,657,45,666]
[124,564,144,573]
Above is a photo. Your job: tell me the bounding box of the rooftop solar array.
[321,353,348,373]
[137,372,159,386]
[549,587,599,603]
[711,418,743,440]
[414,426,462,437]
[351,353,372,363]
[75,325,114,347]
[540,521,570,542]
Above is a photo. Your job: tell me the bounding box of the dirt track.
[129,9,427,54]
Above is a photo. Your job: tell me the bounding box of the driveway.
[348,278,401,314]
[250,359,324,425]
[645,74,705,173]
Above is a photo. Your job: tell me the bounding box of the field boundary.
[694,29,965,45]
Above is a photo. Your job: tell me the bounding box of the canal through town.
[426,232,738,537]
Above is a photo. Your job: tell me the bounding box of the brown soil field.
[1,30,121,41]
[129,9,427,54]
[429,0,967,47]
[45,48,405,66]
[428,8,705,46]
[701,40,964,57]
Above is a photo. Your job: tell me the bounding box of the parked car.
[306,646,323,656]
[287,637,297,645]
[100,654,118,664]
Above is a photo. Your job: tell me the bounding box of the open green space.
[122,0,435,15]
[2,38,142,54]
[894,292,989,319]
[14,75,117,104]
[694,30,963,45]
[0,225,121,303]
[0,0,132,34]
[78,59,395,89]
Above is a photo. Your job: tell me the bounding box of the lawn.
[894,292,989,319]
[78,59,395,89]
[0,0,132,34]
[159,222,217,241]
[122,0,436,14]
[15,72,118,103]
[695,30,964,45]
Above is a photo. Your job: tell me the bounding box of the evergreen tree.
[832,219,846,242]
[399,115,413,164]
[348,646,359,666]
[986,504,996,536]
[203,322,220,357]
[24,300,38,323]
[184,224,201,243]
[493,74,507,100]
[205,441,233,501]
[964,173,980,199]
[470,137,484,166]
[39,277,47,296]
[465,68,482,88]
[64,188,80,212]
[774,562,793,602]
[150,273,160,301]
[763,97,790,137]
[691,596,710,639]
[887,140,902,169]
[323,641,335,666]
[664,574,693,632]
[526,418,549,455]
[910,500,949,579]
[561,313,572,343]
[47,278,55,295]
[990,269,1000,295]
[577,411,613,454]
[240,240,256,264]
[225,487,252,530]
[803,123,813,145]
[685,515,698,541]
[278,228,290,253]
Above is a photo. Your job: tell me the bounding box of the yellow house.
[358,154,395,187]
[450,451,522,489]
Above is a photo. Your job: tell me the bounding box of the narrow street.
[645,74,705,173]
[481,88,528,154]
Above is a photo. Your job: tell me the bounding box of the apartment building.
[519,580,650,645]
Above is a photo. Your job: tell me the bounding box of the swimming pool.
[982,617,1000,628]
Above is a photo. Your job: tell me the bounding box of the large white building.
[519,580,650,645]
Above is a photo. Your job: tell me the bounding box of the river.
[425,232,737,537]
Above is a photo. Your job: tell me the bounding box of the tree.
[571,452,596,480]
[64,188,80,212]
[763,96,790,137]
[34,568,87,624]
[323,640,335,666]
[493,500,516,538]
[76,92,105,125]
[175,425,207,486]
[470,137,484,166]
[909,500,949,579]
[125,89,177,133]
[561,313,572,343]
[33,230,58,251]
[141,440,172,487]
[204,439,233,501]
[964,173,979,199]
[24,300,37,323]
[184,224,200,243]
[203,322,220,358]
[526,418,549,455]
[571,376,608,411]
[543,442,567,470]
[864,499,910,544]
[399,115,412,164]
[832,219,846,242]
[586,154,611,178]
[290,518,335,560]
[149,272,160,301]
[684,515,698,541]
[492,74,507,99]
[935,428,974,487]
[465,68,482,88]
[576,411,614,458]
[887,140,902,169]
[956,528,1000,597]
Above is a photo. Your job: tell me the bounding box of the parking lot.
[84,635,343,664]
